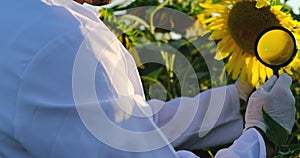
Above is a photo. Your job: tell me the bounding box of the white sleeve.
[11,9,200,157]
[215,128,266,157]
[148,85,244,150]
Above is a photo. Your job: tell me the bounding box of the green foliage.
[99,0,300,157]
[268,0,282,6]
[263,108,289,146]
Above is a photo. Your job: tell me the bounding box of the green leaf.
[262,108,289,146]
[147,67,164,80]
[212,0,221,4]
[169,39,188,49]
[280,4,293,14]
[268,0,282,6]
[196,71,209,79]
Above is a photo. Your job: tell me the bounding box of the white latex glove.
[235,77,254,101]
[245,73,296,133]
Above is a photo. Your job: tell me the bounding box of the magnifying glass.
[254,26,298,76]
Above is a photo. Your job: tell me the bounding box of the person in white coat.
[0,0,295,157]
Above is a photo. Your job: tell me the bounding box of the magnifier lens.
[257,29,295,66]
[255,26,297,76]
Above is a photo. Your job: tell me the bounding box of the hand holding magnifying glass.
[255,26,298,77]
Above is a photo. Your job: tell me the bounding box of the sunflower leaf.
[262,108,289,146]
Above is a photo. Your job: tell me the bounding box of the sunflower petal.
[210,30,228,40]
[215,35,235,60]
[255,0,270,9]
[226,49,239,76]
[222,0,234,4]
[284,66,293,75]
[240,58,248,84]
[200,3,228,10]
[209,18,227,28]
[251,57,260,86]
[217,34,232,48]
[208,23,226,30]
[247,56,254,82]
[218,38,236,58]
[259,61,267,83]
[231,50,244,79]
[202,16,219,24]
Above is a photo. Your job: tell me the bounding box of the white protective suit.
[0,0,266,157]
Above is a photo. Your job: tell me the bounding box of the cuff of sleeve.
[215,128,266,158]
[244,121,267,133]
[245,128,267,157]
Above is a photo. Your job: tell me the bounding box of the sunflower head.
[200,0,300,86]
[228,1,280,55]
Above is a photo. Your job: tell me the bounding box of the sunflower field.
[97,0,300,157]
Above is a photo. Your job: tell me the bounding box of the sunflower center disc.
[228,1,280,54]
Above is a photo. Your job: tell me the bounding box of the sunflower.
[199,0,300,86]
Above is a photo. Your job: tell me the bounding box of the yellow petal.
[210,30,228,40]
[203,16,219,24]
[219,40,236,56]
[226,56,234,75]
[222,0,234,4]
[279,69,284,75]
[240,59,248,84]
[247,56,254,82]
[209,18,227,28]
[215,51,231,60]
[226,50,239,76]
[200,3,227,10]
[215,36,234,60]
[259,60,266,83]
[284,66,293,75]
[226,49,238,76]
[251,57,259,85]
[217,35,232,49]
[231,50,244,79]
[208,23,226,30]
[255,0,270,9]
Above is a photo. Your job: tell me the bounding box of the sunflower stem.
[149,0,169,34]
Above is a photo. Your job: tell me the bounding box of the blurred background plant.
[95,0,300,157]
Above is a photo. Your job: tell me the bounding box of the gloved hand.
[234,77,254,101]
[244,73,296,133]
